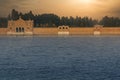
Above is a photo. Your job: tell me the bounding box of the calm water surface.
[0,36,120,80]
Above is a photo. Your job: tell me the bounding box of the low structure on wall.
[0,18,120,35]
[93,25,103,35]
[58,26,69,35]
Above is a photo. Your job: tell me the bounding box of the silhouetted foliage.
[0,9,120,28]
[99,16,120,27]
[34,14,60,27]
[60,16,69,26]
[0,17,8,28]
[21,11,34,20]
[60,16,96,27]
[7,9,98,27]
[11,9,19,20]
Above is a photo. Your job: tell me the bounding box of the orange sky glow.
[0,0,120,19]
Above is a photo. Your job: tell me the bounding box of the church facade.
[7,17,33,35]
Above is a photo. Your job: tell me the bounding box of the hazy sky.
[0,0,120,19]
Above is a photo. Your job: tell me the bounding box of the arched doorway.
[22,28,24,32]
[19,27,21,32]
[16,28,19,32]
[16,27,24,33]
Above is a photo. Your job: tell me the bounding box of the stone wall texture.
[33,28,58,35]
[69,27,94,35]
[0,27,120,35]
[0,28,7,35]
[101,27,120,35]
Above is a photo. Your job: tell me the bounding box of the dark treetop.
[0,9,120,28]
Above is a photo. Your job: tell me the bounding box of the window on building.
[19,27,21,32]
[16,28,19,32]
[22,28,24,32]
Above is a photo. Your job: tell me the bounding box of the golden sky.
[0,0,120,19]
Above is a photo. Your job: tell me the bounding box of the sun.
[81,0,91,4]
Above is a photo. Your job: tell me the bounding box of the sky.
[0,0,120,19]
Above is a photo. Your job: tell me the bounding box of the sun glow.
[69,0,95,5]
[69,0,95,6]
[81,0,91,3]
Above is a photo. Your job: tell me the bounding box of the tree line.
[0,9,120,28]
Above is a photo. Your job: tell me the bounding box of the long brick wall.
[0,28,7,35]
[69,27,94,35]
[1,27,120,35]
[33,27,94,35]
[33,27,120,35]
[33,28,58,35]
[101,27,120,35]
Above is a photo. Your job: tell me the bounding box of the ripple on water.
[0,36,120,80]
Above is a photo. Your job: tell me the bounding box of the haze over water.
[0,36,120,80]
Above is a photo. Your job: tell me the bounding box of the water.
[0,36,120,80]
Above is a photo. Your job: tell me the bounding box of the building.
[7,17,33,35]
[0,18,120,35]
